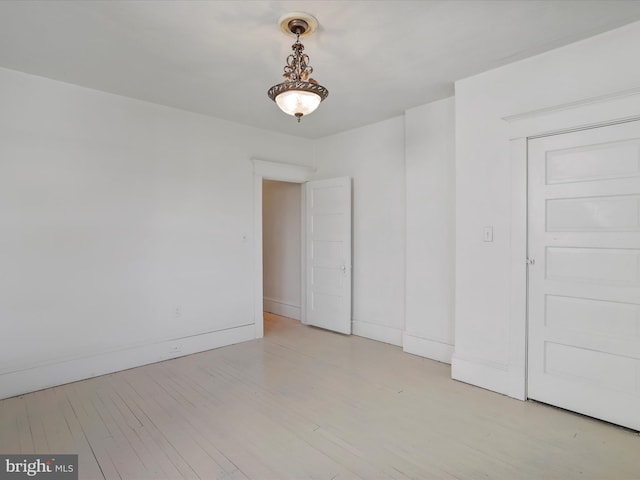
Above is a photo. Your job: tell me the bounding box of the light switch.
[483,226,493,242]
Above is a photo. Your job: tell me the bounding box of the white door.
[527,120,640,431]
[305,177,352,334]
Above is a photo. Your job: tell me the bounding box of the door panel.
[546,195,640,231]
[527,120,640,431]
[305,177,352,334]
[545,140,640,183]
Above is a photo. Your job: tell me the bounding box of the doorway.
[251,159,353,339]
[251,159,315,339]
[262,179,303,323]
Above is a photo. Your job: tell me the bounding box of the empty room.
[1,1,640,478]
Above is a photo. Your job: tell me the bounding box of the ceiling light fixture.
[267,13,328,123]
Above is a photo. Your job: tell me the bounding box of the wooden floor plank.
[0,396,24,453]
[1,313,639,479]
[105,379,186,480]
[111,375,200,479]
[53,385,105,480]
[24,392,51,453]
[121,370,231,479]
[66,381,126,480]
[16,399,36,454]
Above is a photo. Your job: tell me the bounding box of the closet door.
[527,120,640,430]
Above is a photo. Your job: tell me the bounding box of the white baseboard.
[402,333,454,364]
[263,297,301,321]
[0,324,255,400]
[451,352,511,397]
[352,320,403,346]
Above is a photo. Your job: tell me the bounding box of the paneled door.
[527,120,640,430]
[305,177,352,334]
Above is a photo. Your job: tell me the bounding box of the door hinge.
[526,258,536,265]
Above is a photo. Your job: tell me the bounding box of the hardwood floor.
[1,313,639,479]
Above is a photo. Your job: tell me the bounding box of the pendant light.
[267,13,329,122]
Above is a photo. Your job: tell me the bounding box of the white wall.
[404,97,456,363]
[312,117,406,345]
[454,21,640,397]
[262,180,302,320]
[0,66,308,399]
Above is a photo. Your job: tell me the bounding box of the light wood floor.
[1,313,639,479]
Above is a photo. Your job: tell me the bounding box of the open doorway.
[251,159,315,339]
[262,179,303,335]
[251,159,352,339]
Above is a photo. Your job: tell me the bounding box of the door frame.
[505,88,640,400]
[252,159,316,339]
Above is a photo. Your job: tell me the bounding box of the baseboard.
[263,297,301,321]
[451,352,511,397]
[0,324,255,400]
[402,333,454,364]
[352,320,403,346]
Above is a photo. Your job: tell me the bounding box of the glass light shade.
[275,89,322,117]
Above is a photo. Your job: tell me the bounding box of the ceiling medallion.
[267,13,329,123]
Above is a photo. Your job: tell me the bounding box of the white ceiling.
[1,1,640,139]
